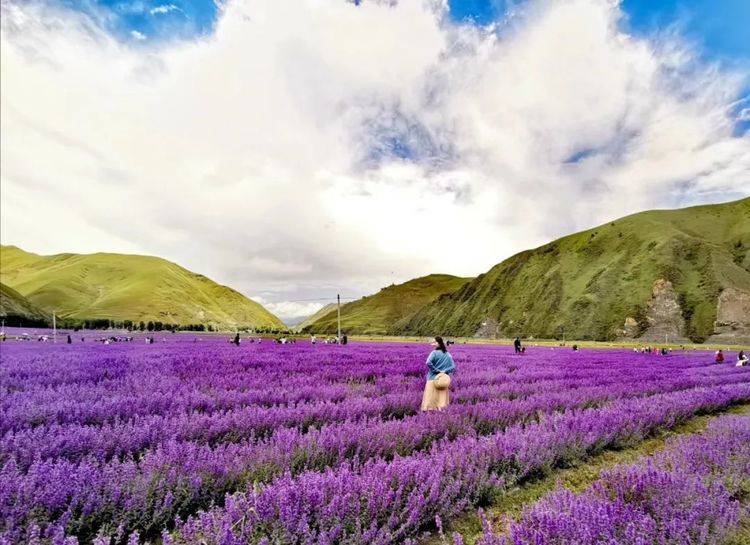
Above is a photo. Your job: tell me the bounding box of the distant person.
[310,335,316,344]
[737,351,748,367]
[715,350,724,364]
[513,337,522,354]
[572,344,579,352]
[341,334,348,345]
[421,336,456,411]
[232,333,240,346]
[67,334,72,344]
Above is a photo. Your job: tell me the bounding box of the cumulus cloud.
[1,0,748,322]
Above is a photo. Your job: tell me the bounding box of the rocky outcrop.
[475,316,500,338]
[621,316,639,338]
[709,288,750,345]
[638,279,688,343]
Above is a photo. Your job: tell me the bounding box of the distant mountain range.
[302,198,750,343]
[2,198,748,341]
[294,303,338,332]
[0,246,284,330]
[299,274,471,335]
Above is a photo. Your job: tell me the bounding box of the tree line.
[5,315,291,335]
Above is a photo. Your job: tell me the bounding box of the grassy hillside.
[399,198,750,342]
[301,274,472,335]
[0,282,50,326]
[0,246,284,329]
[294,303,337,332]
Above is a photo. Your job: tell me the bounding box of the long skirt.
[421,380,450,411]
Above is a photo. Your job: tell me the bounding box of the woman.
[421,336,456,411]
[737,350,748,367]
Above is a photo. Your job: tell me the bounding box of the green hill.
[398,198,750,343]
[300,274,472,335]
[294,303,337,332]
[0,246,284,330]
[0,282,50,326]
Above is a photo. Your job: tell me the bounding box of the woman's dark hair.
[434,336,447,353]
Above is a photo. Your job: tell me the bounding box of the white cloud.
[150,4,182,16]
[117,2,148,15]
[1,0,748,323]
[130,29,146,40]
[252,297,327,323]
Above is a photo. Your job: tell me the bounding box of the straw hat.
[434,372,451,390]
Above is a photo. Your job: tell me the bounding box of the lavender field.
[469,411,750,545]
[1,338,749,545]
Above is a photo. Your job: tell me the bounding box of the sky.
[1,0,749,324]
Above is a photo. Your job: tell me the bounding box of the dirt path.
[421,402,750,545]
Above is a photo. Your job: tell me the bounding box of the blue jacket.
[426,349,456,380]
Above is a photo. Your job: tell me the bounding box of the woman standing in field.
[421,336,456,411]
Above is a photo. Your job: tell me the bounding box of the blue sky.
[65,0,218,41]
[74,0,750,66]
[452,1,750,59]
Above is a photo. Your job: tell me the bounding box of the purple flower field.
[470,412,750,545]
[1,337,749,544]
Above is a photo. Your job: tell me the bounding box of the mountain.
[0,282,50,326]
[300,274,472,335]
[0,246,284,329]
[294,303,337,332]
[398,198,750,343]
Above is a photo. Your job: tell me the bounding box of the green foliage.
[731,239,745,264]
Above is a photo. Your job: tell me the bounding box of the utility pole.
[337,294,341,343]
